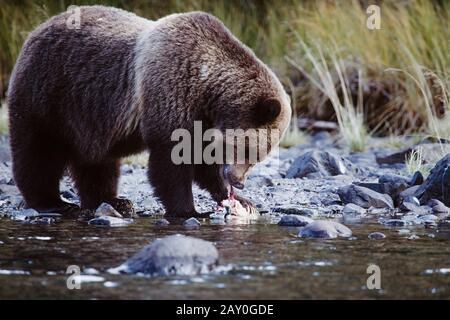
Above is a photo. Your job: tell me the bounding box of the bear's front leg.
[148,148,199,218]
[194,164,229,204]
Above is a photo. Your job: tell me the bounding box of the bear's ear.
[252,98,281,126]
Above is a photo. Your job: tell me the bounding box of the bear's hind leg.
[70,160,122,211]
[10,129,74,213]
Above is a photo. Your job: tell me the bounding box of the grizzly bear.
[7,6,291,217]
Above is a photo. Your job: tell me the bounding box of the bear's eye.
[252,98,281,126]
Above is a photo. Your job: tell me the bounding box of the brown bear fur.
[7,6,291,217]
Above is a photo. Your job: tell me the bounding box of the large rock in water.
[415,154,450,206]
[299,220,352,239]
[118,235,219,276]
[286,150,351,179]
[338,185,394,209]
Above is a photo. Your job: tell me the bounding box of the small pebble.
[88,216,132,227]
[183,217,201,228]
[278,215,313,227]
[153,219,170,226]
[95,203,123,218]
[368,232,386,240]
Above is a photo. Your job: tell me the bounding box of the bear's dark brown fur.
[7,6,291,217]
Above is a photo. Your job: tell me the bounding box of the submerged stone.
[153,219,170,226]
[88,216,132,227]
[116,235,219,276]
[9,209,39,221]
[368,232,386,240]
[278,215,313,227]
[298,220,352,239]
[183,217,201,228]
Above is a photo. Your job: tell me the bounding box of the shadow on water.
[0,215,450,299]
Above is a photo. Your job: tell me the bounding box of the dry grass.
[0,0,448,140]
[280,121,308,148]
[405,147,426,175]
[284,0,449,135]
[122,152,149,167]
[0,102,8,135]
[286,40,368,152]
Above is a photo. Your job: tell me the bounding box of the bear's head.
[215,84,291,192]
[185,12,292,191]
[194,53,291,190]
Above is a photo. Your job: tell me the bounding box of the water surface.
[0,216,449,299]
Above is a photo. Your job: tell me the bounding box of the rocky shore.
[1,133,449,276]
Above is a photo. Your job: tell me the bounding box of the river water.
[1,215,449,299]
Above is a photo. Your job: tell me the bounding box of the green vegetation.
[0,0,448,150]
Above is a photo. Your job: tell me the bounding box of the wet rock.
[380,219,406,227]
[117,235,219,276]
[23,217,55,225]
[367,207,393,215]
[272,206,317,217]
[137,211,157,217]
[415,154,450,206]
[418,214,438,225]
[338,185,394,209]
[410,171,424,186]
[428,199,448,212]
[407,234,420,240]
[353,182,385,194]
[398,185,421,202]
[153,219,170,226]
[60,190,78,201]
[278,215,313,227]
[37,213,63,219]
[183,217,201,228]
[8,208,39,221]
[403,196,421,206]
[379,174,410,186]
[355,181,407,203]
[298,220,352,239]
[286,150,351,179]
[368,232,386,240]
[428,199,449,219]
[95,203,123,218]
[412,206,433,216]
[342,203,366,215]
[88,216,132,227]
[399,201,420,212]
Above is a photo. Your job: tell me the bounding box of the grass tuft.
[405,147,427,175]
